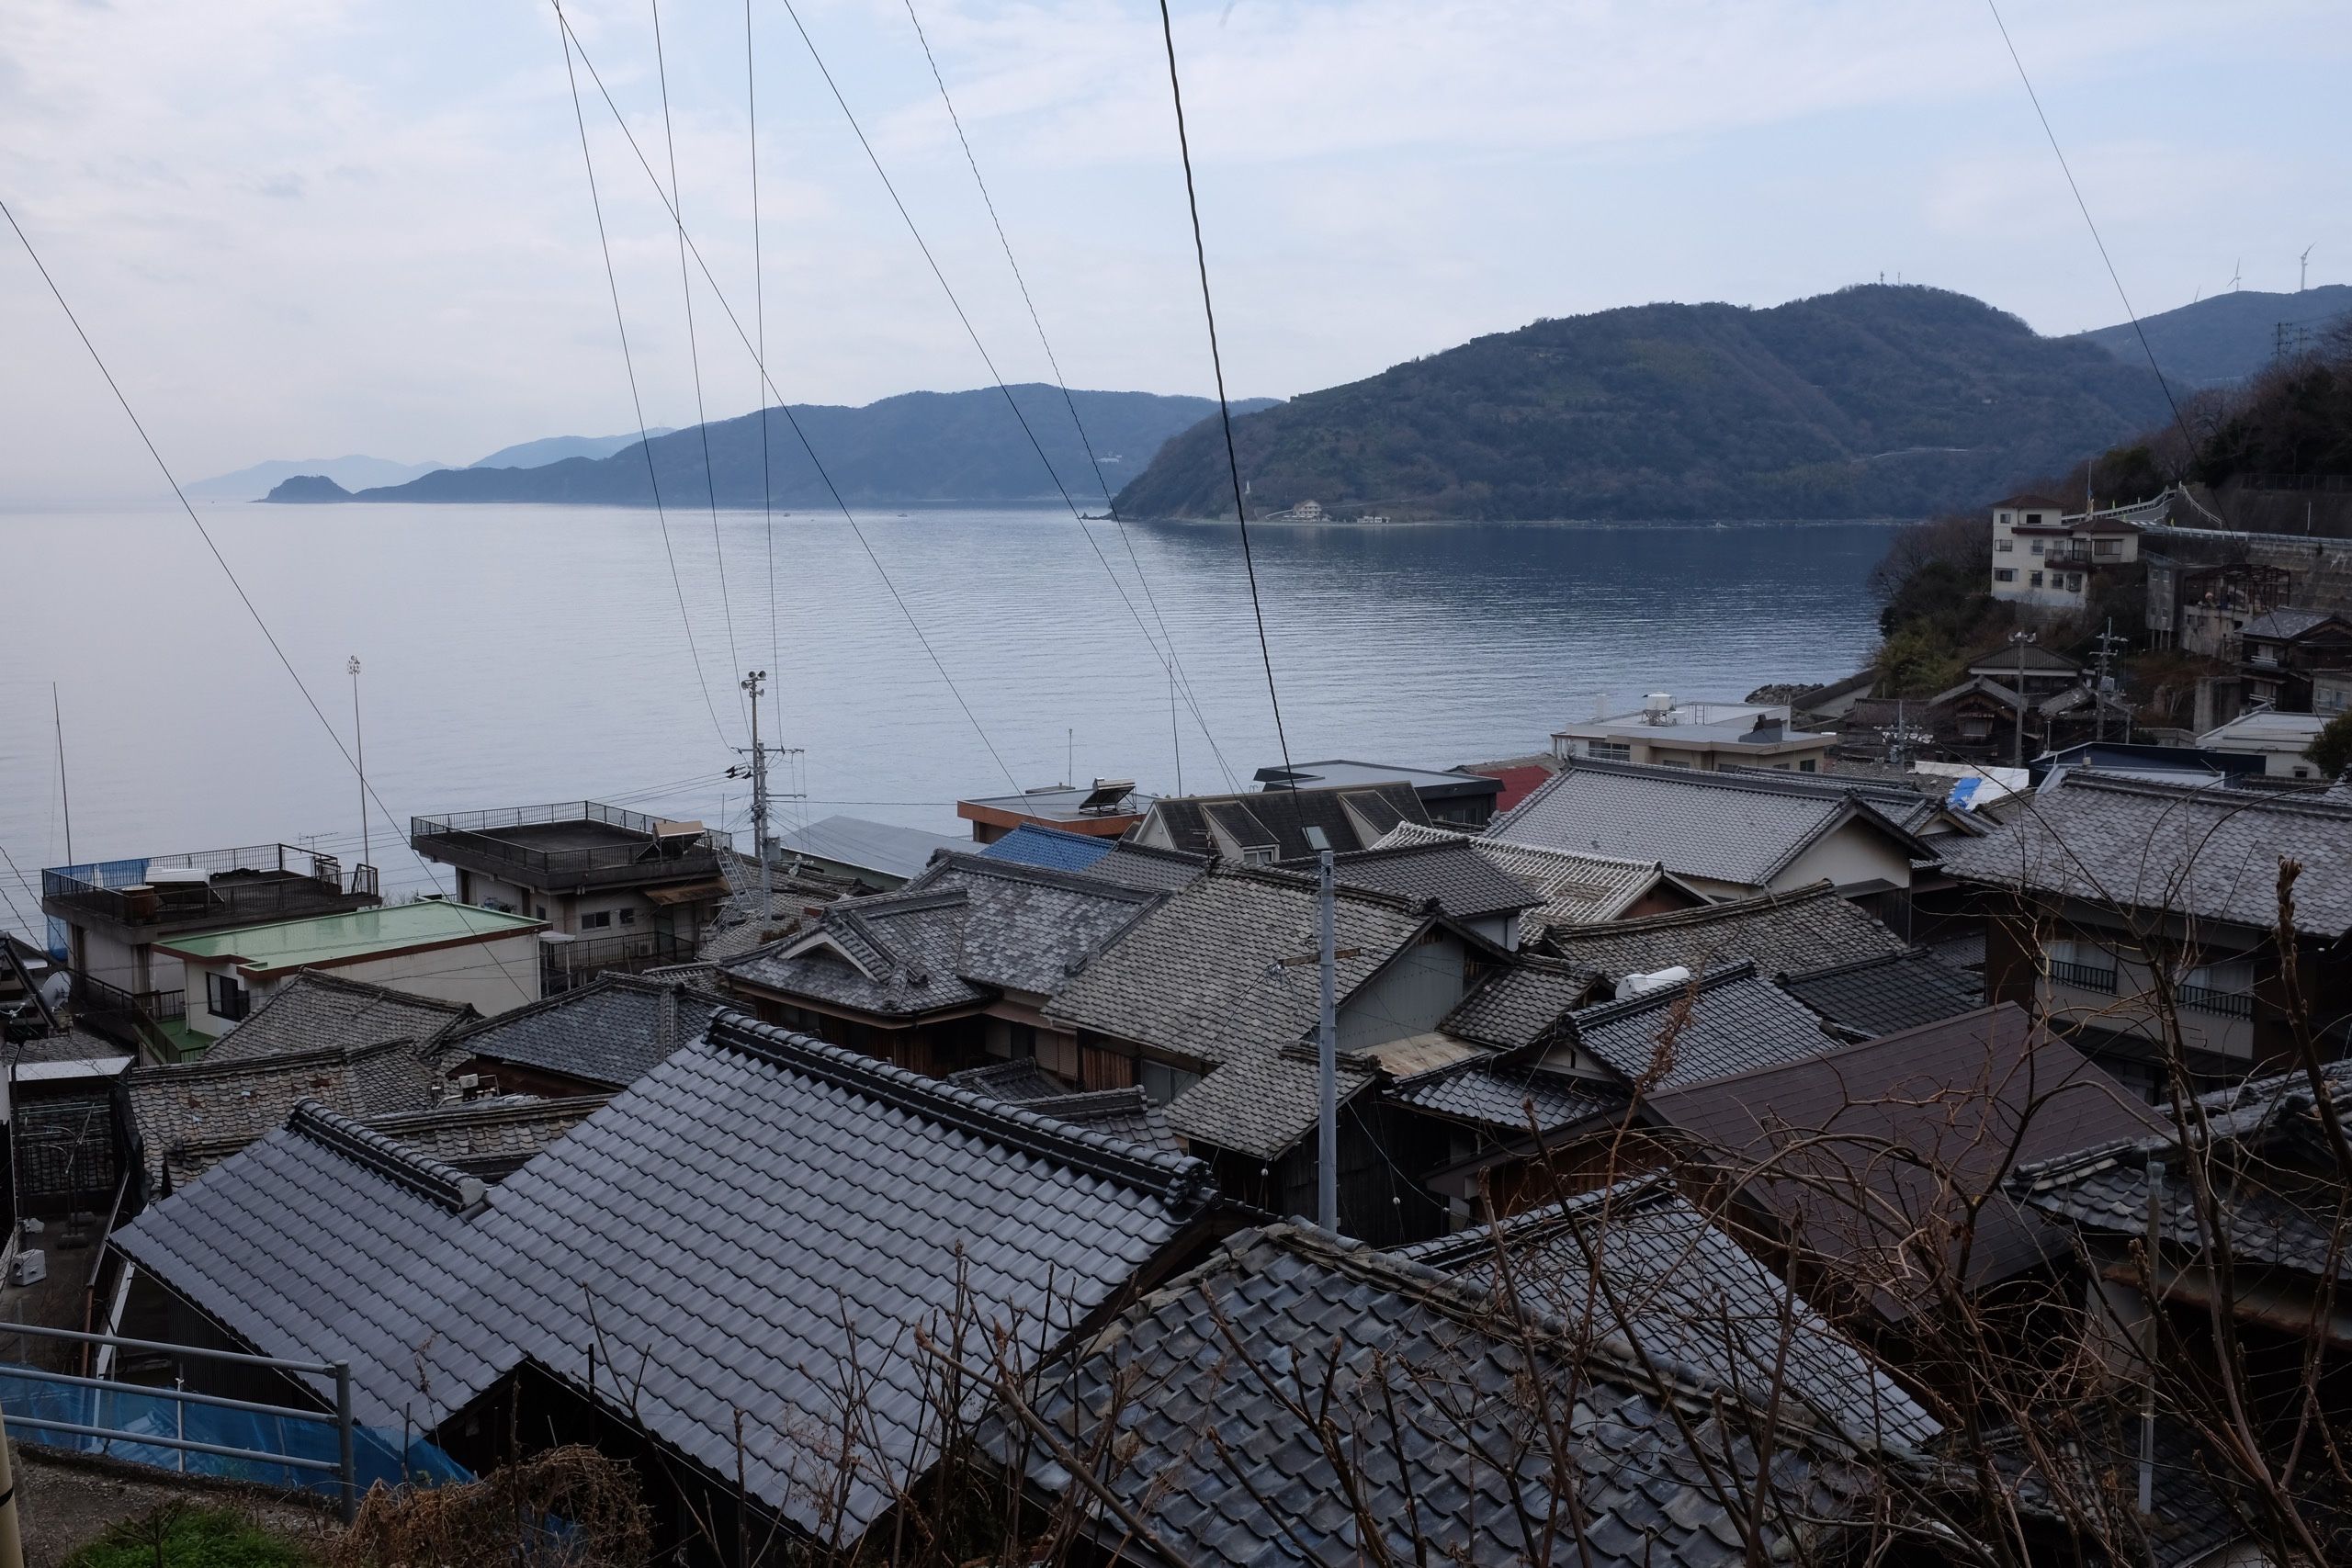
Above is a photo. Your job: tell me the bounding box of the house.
[770,813,965,888]
[1044,864,1507,1241]
[2196,708,2327,778]
[1543,880,1910,981]
[1486,760,1943,914]
[1988,495,2141,611]
[198,970,475,1064]
[1646,1004,2167,1326]
[1375,820,1707,933]
[444,974,730,1096]
[39,841,381,1055]
[2144,558,2293,657]
[2239,608,2352,710]
[945,1058,1185,1156]
[1320,836,1544,947]
[1921,673,2133,765]
[994,1221,1888,1568]
[1451,751,1559,812]
[410,801,728,978]
[955,779,1153,844]
[157,902,545,1042]
[719,852,1161,1080]
[2316,668,2352,718]
[1126,779,1431,863]
[1550,694,1838,773]
[1966,640,2086,694]
[1251,759,1503,826]
[1939,771,2352,1092]
[109,1013,1221,1554]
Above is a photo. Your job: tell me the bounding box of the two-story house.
[1989,495,2141,612]
[2238,608,2352,711]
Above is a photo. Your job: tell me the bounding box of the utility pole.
[2010,629,2036,768]
[732,671,776,911]
[347,657,368,874]
[1304,826,1338,1234]
[51,683,72,866]
[2091,620,2126,743]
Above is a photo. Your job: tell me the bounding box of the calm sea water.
[0,503,1891,923]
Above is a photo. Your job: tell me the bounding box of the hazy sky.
[4,0,2347,500]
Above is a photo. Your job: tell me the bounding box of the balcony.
[2177,984,2255,1021]
[71,971,187,1055]
[540,930,700,994]
[413,802,722,892]
[2048,960,2118,994]
[42,846,380,934]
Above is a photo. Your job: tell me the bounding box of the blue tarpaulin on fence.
[0,1367,469,1495]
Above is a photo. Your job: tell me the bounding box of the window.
[1798,759,1817,773]
[1586,740,1631,761]
[581,909,612,930]
[206,970,249,1021]
[535,905,548,920]
[1139,1056,1204,1105]
[2094,539,2120,558]
[1657,758,1691,769]
[618,908,637,926]
[2029,540,2045,555]
[1009,1022,1037,1060]
[2025,512,2046,525]
[2030,571,2044,588]
[2065,574,2083,592]
[1996,539,2013,553]
[1997,511,2012,525]
[1994,568,2018,582]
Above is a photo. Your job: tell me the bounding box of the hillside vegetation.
[2070,285,2352,388]
[301,388,1276,509]
[1114,286,2171,522]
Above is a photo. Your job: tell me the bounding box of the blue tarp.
[0,1366,469,1495]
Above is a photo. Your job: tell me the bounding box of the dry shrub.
[332,1446,650,1568]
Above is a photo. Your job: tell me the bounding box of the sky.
[3,0,2348,501]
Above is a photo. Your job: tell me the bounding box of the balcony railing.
[2177,984,2255,1020]
[540,931,699,994]
[41,845,376,930]
[412,802,720,888]
[2048,960,2119,994]
[71,972,186,1052]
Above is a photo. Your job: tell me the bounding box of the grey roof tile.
[1078,841,1211,893]
[1778,948,1983,1040]
[447,975,728,1090]
[1387,1057,1623,1135]
[1939,772,2352,937]
[355,1095,606,1179]
[130,1037,453,1190]
[997,1222,1875,1567]
[1544,881,1907,980]
[1376,821,1685,924]
[1561,964,1839,1089]
[120,1011,1216,1544]
[1395,1179,1939,1450]
[201,971,474,1065]
[1441,956,1601,1050]
[1488,761,1935,886]
[1318,838,1542,921]
[948,1059,1187,1156]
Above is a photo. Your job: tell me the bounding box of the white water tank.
[1643,692,1674,722]
[1615,964,1692,1000]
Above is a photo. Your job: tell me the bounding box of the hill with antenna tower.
[1116,284,2173,523]
[2069,283,2352,387]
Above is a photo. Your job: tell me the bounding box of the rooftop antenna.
[2301,244,2315,293]
[1303,824,1338,1234]
[347,657,368,878]
[51,682,72,867]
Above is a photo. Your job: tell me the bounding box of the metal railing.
[41,844,373,930]
[2177,984,2256,1020]
[71,972,187,1054]
[2047,960,2119,994]
[413,802,721,886]
[0,1321,356,1521]
[541,931,699,993]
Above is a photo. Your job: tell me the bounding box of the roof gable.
[1544,880,1906,981]
[447,975,729,1090]
[1146,781,1433,861]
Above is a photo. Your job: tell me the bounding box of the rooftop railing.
[412,802,720,887]
[40,846,376,930]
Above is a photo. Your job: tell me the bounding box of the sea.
[0,503,1893,919]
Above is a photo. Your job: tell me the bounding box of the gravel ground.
[10,1443,339,1568]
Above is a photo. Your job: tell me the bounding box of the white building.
[1989,493,2142,611]
[1550,695,1837,773]
[2196,709,2328,779]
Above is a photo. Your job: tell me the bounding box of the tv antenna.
[2230,259,2242,292]
[2301,244,2315,293]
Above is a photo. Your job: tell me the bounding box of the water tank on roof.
[1643,692,1674,722]
[1615,964,1692,1000]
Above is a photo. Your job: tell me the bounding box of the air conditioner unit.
[13,1249,46,1286]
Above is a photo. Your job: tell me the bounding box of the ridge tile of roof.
[1320,837,1544,921]
[1544,880,1905,982]
[1378,820,1680,924]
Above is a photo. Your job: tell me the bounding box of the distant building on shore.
[1987,493,2142,612]
[1550,695,1837,773]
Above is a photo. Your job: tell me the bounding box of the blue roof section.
[975,822,1115,873]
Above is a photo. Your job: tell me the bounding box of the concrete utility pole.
[1305,825,1339,1234]
[347,656,368,874]
[2091,620,2127,743]
[738,671,775,911]
[2011,629,2036,768]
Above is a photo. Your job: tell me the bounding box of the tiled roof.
[973,823,1114,873]
[355,1095,605,1179]
[1560,963,1839,1089]
[1386,1056,1623,1135]
[1939,772,2352,936]
[724,854,1159,1017]
[1487,761,1933,886]
[2242,606,2350,642]
[998,1223,1872,1568]
[944,1057,1070,1101]
[1440,955,1601,1050]
[1321,837,1543,921]
[1778,948,1983,1040]
[947,1058,1185,1156]
[120,1012,1216,1542]
[1076,840,1210,893]
[773,813,964,882]
[1045,867,1440,1158]
[1986,1411,2269,1568]
[1146,781,1431,861]
[129,1037,452,1190]
[1964,641,2083,674]
[1396,1179,1940,1450]
[447,975,729,1090]
[1544,881,1907,980]
[201,971,474,1065]
[1376,821,1679,924]
[694,863,842,963]
[1647,1005,2168,1321]
[2011,1058,2352,1282]
[112,1101,488,1423]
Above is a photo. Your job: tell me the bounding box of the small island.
[262,474,354,502]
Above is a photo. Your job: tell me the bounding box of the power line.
[547,4,1023,793]
[896,0,1237,792]
[649,0,749,735]
[1153,1,1298,818]
[0,197,535,1006]
[744,0,786,784]
[1981,0,2196,460]
[554,12,736,754]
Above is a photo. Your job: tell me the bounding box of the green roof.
[158,901,545,976]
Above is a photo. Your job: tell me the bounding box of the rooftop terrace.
[41,843,380,935]
[411,802,722,890]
